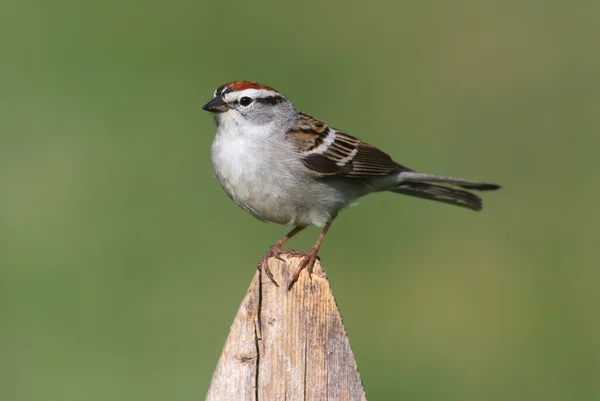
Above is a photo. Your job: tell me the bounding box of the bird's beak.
[202,96,229,113]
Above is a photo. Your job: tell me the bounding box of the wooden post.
[206,255,367,401]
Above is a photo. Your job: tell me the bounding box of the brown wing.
[286,112,411,177]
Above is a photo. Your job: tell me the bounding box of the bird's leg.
[288,220,333,291]
[258,226,305,287]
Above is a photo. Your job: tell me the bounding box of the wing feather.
[286,113,410,177]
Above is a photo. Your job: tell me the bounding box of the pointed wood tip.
[207,255,367,401]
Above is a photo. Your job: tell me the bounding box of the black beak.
[202,96,229,113]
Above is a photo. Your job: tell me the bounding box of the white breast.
[210,119,358,227]
[211,122,306,225]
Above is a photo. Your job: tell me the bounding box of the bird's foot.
[258,245,295,287]
[287,248,319,291]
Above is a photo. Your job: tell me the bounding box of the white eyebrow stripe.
[223,88,280,101]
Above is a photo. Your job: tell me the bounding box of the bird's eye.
[239,97,253,106]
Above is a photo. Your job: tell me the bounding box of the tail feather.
[398,172,501,191]
[391,182,485,211]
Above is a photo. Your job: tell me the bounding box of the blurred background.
[1,0,598,400]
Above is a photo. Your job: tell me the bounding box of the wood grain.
[206,255,367,401]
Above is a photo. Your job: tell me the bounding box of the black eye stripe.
[230,94,284,107]
[254,96,284,105]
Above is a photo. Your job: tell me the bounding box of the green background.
[2,1,598,400]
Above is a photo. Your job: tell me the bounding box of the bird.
[203,81,500,290]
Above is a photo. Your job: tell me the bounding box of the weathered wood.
[206,255,367,401]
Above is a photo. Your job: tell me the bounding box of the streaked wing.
[286,112,410,177]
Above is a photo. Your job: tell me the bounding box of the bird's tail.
[390,172,501,211]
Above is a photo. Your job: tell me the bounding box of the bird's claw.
[287,249,319,291]
[258,245,295,287]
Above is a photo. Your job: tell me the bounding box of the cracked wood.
[206,255,367,401]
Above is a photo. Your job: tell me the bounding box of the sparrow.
[203,81,500,290]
